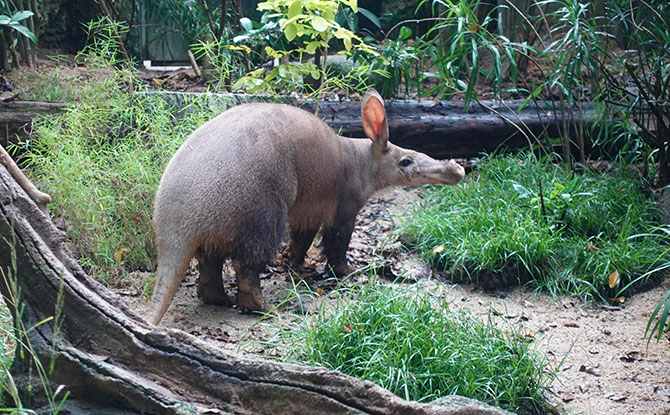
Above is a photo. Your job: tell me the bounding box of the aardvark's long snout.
[443,159,465,185]
[412,154,466,186]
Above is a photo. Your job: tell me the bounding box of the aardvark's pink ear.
[361,89,389,149]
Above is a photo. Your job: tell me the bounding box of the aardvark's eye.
[399,158,413,168]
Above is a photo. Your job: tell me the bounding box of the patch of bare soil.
[123,188,670,415]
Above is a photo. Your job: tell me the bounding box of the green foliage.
[419,0,519,106]
[592,0,670,185]
[7,63,85,103]
[0,2,39,70]
[527,0,605,164]
[355,0,524,102]
[233,58,322,95]
[18,20,216,278]
[79,17,130,67]
[275,282,553,414]
[258,0,372,54]
[399,153,668,302]
[646,277,670,343]
[232,0,375,96]
[0,242,69,413]
[0,9,36,42]
[142,0,217,44]
[190,37,237,90]
[0,300,14,408]
[363,25,424,99]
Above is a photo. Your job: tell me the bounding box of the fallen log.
[300,99,597,159]
[0,100,67,123]
[0,163,512,414]
[2,95,596,160]
[0,100,67,147]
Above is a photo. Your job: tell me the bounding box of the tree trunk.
[0,163,511,414]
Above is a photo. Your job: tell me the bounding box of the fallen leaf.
[53,384,67,399]
[608,270,620,288]
[197,407,222,414]
[578,383,592,393]
[432,244,445,254]
[605,392,627,402]
[560,391,576,402]
[579,364,601,377]
[132,212,143,224]
[600,305,622,311]
[87,353,110,362]
[608,296,626,304]
[587,241,600,252]
[113,247,130,264]
[117,289,140,297]
[620,351,642,362]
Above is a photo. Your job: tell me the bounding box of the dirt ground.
[123,187,670,415]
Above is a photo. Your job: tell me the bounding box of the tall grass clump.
[0,240,69,412]
[399,152,668,301]
[18,20,217,279]
[276,282,553,414]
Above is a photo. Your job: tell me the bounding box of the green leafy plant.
[79,16,131,67]
[0,3,39,70]
[271,282,554,414]
[416,0,521,107]
[233,54,322,94]
[190,37,236,91]
[0,240,69,413]
[399,152,668,302]
[17,18,217,278]
[362,25,424,99]
[0,10,36,42]
[646,270,670,343]
[7,63,84,103]
[592,0,670,186]
[232,0,375,95]
[258,0,373,56]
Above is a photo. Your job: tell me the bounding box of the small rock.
[430,395,515,415]
[605,392,628,402]
[579,364,601,377]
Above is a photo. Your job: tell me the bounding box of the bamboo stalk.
[187,50,202,77]
[17,35,30,67]
[13,0,30,67]
[0,30,9,70]
[24,0,37,67]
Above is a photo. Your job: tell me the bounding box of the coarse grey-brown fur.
[149,89,465,325]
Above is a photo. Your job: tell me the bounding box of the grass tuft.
[398,152,668,301]
[270,281,553,414]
